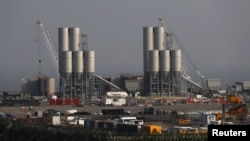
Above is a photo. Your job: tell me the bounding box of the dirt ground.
[0,102,222,119]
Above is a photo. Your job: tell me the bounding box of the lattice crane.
[36,20,59,78]
[159,17,205,90]
[36,20,123,91]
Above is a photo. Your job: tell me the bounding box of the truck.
[106,91,128,98]
[101,98,127,106]
[66,109,77,114]
[194,95,209,103]
[69,117,86,126]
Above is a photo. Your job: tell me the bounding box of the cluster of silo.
[143,26,182,96]
[21,77,55,97]
[58,27,95,100]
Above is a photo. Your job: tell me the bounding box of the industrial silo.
[72,51,84,79]
[171,49,182,72]
[61,51,72,79]
[69,27,80,51]
[148,50,159,75]
[170,49,182,96]
[84,50,95,73]
[58,27,69,74]
[143,27,154,72]
[44,77,55,97]
[159,50,170,76]
[153,27,165,50]
[58,27,69,52]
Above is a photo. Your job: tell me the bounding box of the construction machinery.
[159,17,206,93]
[215,93,249,123]
[36,20,59,78]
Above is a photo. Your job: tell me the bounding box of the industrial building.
[234,81,250,93]
[206,79,222,91]
[21,77,55,97]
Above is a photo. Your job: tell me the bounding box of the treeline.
[0,118,207,141]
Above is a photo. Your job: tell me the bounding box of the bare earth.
[1,102,222,118]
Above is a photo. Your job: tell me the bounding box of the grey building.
[206,79,222,91]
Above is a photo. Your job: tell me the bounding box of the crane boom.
[36,20,123,91]
[36,20,59,78]
[159,17,205,90]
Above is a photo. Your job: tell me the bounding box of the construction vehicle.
[215,93,249,123]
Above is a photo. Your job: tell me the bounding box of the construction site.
[19,17,212,102]
[2,17,245,124]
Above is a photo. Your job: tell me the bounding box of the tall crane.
[36,20,59,78]
[159,17,205,91]
[36,20,123,92]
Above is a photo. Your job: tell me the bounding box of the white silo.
[143,27,154,72]
[69,27,80,51]
[84,50,95,73]
[58,27,69,52]
[153,27,165,50]
[73,51,84,79]
[159,50,170,74]
[148,50,159,74]
[44,77,55,97]
[171,49,182,72]
[58,27,69,74]
[61,51,72,79]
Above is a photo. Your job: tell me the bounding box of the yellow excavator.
[215,93,249,123]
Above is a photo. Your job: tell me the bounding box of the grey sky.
[1,0,250,91]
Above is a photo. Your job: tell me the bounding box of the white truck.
[69,117,85,126]
[66,109,77,114]
[101,98,127,106]
[194,95,209,103]
[106,91,128,98]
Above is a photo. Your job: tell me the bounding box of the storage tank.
[84,50,95,73]
[153,27,165,50]
[171,50,181,72]
[58,27,69,52]
[58,27,69,73]
[61,51,72,79]
[159,50,170,73]
[148,50,159,74]
[143,27,154,72]
[44,77,55,97]
[72,51,84,79]
[69,27,80,51]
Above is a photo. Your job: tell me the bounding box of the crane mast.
[35,20,123,98]
[36,20,59,78]
[159,17,205,91]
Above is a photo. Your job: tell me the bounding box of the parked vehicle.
[69,117,86,126]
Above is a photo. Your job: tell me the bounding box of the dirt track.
[1,102,222,118]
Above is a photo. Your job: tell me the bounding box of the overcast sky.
[1,0,250,91]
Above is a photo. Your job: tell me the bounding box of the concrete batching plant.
[143,26,182,96]
[142,17,205,97]
[58,27,95,101]
[37,20,124,104]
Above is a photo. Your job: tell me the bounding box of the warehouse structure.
[21,77,55,97]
